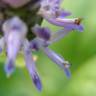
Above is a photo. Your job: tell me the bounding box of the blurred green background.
[0,0,96,96]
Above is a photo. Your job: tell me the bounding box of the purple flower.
[1,16,43,91]
[42,47,71,78]
[0,0,84,92]
[31,25,71,78]
[2,16,28,77]
[39,0,62,17]
[43,17,84,32]
[32,24,51,41]
[38,0,84,32]
[23,40,42,91]
[32,24,73,44]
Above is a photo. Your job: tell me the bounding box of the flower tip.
[36,81,42,92]
[64,68,71,78]
[63,61,71,78]
[78,25,84,32]
[32,74,42,91]
[4,59,15,78]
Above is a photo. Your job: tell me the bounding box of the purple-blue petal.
[44,16,84,32]
[42,47,71,78]
[4,59,15,77]
[64,67,71,78]
[23,40,42,91]
[30,40,40,51]
[50,28,72,43]
[58,10,71,18]
[64,24,84,32]
[32,72,42,91]
[32,25,51,41]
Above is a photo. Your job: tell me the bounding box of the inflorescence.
[0,0,84,91]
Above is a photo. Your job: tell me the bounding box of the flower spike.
[0,0,84,92]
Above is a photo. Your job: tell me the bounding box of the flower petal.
[30,38,49,51]
[4,59,15,77]
[29,39,40,51]
[43,16,84,32]
[32,25,51,41]
[42,47,71,78]
[49,28,72,43]
[23,40,42,91]
[39,0,62,18]
[2,16,28,61]
[2,16,27,40]
[58,10,71,18]
[64,67,71,78]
